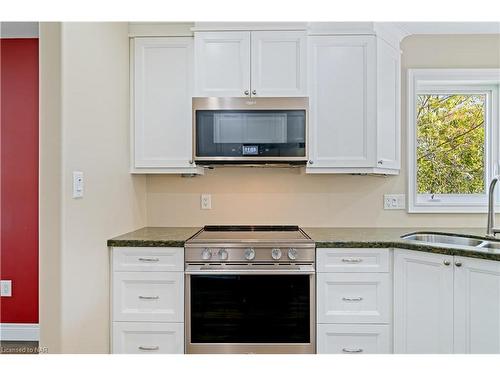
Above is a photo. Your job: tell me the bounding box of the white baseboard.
[0,323,39,341]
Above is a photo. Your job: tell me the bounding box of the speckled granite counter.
[108,226,500,261]
[303,227,500,261]
[107,227,201,247]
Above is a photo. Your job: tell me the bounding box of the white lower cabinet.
[111,247,184,354]
[317,273,391,324]
[112,322,184,354]
[454,256,500,353]
[113,271,183,322]
[394,249,500,354]
[317,324,390,354]
[393,249,454,354]
[316,248,392,354]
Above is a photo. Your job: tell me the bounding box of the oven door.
[185,264,315,354]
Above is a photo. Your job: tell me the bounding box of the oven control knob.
[244,248,256,260]
[218,249,229,260]
[201,248,212,260]
[271,248,282,260]
[288,248,298,260]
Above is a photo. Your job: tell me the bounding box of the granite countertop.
[303,227,500,261]
[107,227,201,247]
[108,226,500,261]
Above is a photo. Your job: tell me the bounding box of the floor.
[0,341,40,354]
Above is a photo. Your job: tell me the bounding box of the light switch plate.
[1,280,12,297]
[72,171,84,198]
[384,194,406,210]
[201,194,212,210]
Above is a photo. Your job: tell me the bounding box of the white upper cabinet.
[376,39,401,170]
[306,35,401,174]
[194,32,251,97]
[194,30,307,97]
[454,256,500,353]
[394,249,454,354]
[133,37,202,174]
[251,31,307,97]
[307,36,376,169]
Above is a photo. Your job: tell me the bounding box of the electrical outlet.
[1,280,12,297]
[384,194,406,210]
[201,194,212,210]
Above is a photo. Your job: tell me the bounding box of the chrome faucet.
[487,175,500,237]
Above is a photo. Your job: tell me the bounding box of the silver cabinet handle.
[443,260,451,266]
[455,261,462,267]
[342,348,363,353]
[378,160,383,165]
[138,257,160,262]
[341,258,363,263]
[308,160,314,165]
[138,296,159,300]
[244,90,249,96]
[189,160,194,165]
[252,90,257,95]
[342,297,363,302]
[138,345,159,351]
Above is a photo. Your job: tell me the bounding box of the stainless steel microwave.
[193,97,308,165]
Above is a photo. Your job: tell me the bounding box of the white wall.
[146,34,500,228]
[40,22,147,353]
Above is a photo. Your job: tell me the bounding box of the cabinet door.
[376,38,400,170]
[307,36,376,168]
[454,256,500,353]
[317,324,391,354]
[133,37,194,169]
[394,249,454,353]
[194,31,251,97]
[317,273,391,324]
[113,272,183,322]
[251,31,307,97]
[112,322,184,354]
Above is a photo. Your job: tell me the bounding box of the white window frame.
[408,69,500,213]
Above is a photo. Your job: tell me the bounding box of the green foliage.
[416,94,486,194]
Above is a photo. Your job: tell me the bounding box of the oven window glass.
[195,110,306,158]
[190,275,310,343]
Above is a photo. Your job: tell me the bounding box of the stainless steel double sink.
[401,232,500,250]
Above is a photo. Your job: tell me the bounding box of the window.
[408,69,500,213]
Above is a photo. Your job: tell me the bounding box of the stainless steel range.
[184,225,316,354]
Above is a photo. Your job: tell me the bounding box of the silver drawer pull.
[342,297,363,302]
[138,345,159,351]
[138,257,160,262]
[341,258,363,263]
[138,296,159,300]
[342,348,363,353]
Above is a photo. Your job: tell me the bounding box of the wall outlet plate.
[1,280,12,297]
[384,194,406,210]
[201,193,212,210]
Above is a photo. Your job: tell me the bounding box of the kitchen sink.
[401,233,485,247]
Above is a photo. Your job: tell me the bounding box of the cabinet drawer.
[112,322,184,354]
[112,247,183,272]
[317,248,390,273]
[113,272,183,322]
[317,324,391,354]
[317,273,391,323]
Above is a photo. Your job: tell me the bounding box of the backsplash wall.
[146,34,500,228]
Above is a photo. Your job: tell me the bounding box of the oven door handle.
[185,264,315,275]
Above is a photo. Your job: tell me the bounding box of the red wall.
[0,38,39,323]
